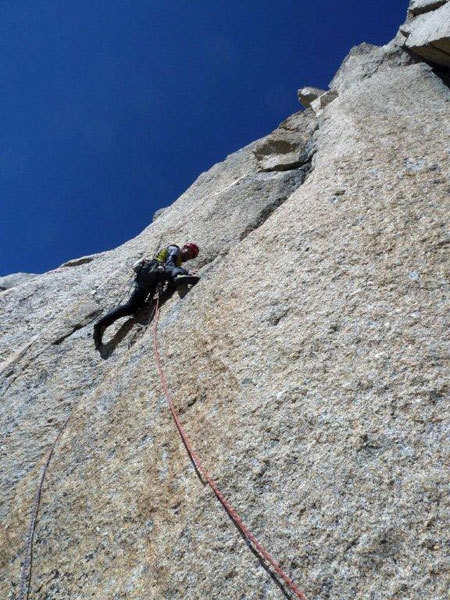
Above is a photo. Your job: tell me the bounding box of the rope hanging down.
[18,412,73,600]
[152,297,308,600]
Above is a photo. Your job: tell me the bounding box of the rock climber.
[93,242,199,347]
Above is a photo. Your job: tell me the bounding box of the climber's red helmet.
[182,242,199,259]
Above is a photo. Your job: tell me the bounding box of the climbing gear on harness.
[135,259,165,286]
[152,295,308,600]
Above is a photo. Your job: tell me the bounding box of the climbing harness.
[17,412,73,600]
[152,296,308,600]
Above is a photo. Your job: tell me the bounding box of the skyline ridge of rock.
[1,2,449,599]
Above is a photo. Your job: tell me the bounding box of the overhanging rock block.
[310,90,338,115]
[408,0,447,16]
[404,1,450,67]
[297,86,327,108]
[253,110,317,172]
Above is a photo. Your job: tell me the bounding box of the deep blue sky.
[1,0,407,275]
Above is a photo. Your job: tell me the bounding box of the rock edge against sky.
[1,2,449,599]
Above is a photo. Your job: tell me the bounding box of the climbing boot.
[174,275,200,287]
[93,324,105,348]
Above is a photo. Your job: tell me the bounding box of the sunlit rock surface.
[0,272,37,291]
[1,2,449,599]
[401,0,450,67]
[297,87,327,109]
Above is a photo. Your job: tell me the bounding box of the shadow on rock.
[95,288,182,358]
[97,318,136,358]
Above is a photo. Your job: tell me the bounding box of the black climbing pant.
[94,265,188,342]
[95,283,153,331]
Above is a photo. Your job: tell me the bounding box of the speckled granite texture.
[1,4,449,599]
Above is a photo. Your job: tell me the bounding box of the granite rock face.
[0,272,37,291]
[1,4,449,600]
[400,0,450,67]
[310,90,338,116]
[408,0,447,16]
[297,87,327,109]
[253,110,317,172]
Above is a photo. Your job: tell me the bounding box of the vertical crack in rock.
[51,316,101,346]
[237,110,319,240]
[238,166,313,241]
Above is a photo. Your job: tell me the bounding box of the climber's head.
[181,242,199,261]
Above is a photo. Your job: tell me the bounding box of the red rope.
[18,412,72,600]
[152,297,308,600]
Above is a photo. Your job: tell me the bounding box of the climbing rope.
[17,293,308,600]
[17,412,73,600]
[152,296,309,600]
